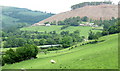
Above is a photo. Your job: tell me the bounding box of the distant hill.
[33,4,118,26]
[1,6,54,29]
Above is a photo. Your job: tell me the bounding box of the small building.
[32,23,45,26]
[89,23,94,25]
[45,24,51,26]
[92,25,98,27]
[39,44,61,49]
[80,24,85,26]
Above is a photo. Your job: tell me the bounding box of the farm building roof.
[39,44,61,48]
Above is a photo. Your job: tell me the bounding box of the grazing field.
[21,25,101,37]
[2,34,118,69]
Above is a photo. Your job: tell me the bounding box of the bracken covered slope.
[33,4,118,26]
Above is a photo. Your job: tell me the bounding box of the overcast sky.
[0,0,119,14]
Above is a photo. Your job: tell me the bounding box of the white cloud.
[0,0,119,14]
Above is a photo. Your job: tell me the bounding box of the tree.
[108,26,117,34]
[61,25,69,30]
[27,39,34,44]
[44,22,49,24]
[34,39,40,46]
[103,21,110,30]
[24,44,38,58]
[88,30,99,40]
[17,44,38,60]
[102,30,109,36]
[61,36,73,48]
[39,39,46,45]
[71,2,112,10]
[17,38,27,46]
[0,56,5,66]
[4,37,18,48]
[81,16,89,22]
[50,31,57,35]
[58,21,65,25]
[3,44,38,64]
[88,30,95,40]
[46,38,56,44]
[53,36,62,44]
[67,17,80,26]
[2,31,7,37]
[101,18,118,35]
[73,30,80,35]
[3,48,16,64]
[60,31,69,36]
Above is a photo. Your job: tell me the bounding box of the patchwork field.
[2,34,118,69]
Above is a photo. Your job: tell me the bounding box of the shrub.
[61,25,69,30]
[3,44,38,65]
[0,56,5,66]
[3,49,16,64]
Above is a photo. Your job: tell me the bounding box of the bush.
[102,30,109,36]
[88,31,102,40]
[2,59,5,66]
[0,56,5,66]
[61,25,69,30]
[3,49,17,64]
[61,36,73,48]
[3,44,38,65]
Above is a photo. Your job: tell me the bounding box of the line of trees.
[50,16,89,26]
[2,29,84,48]
[71,1,112,10]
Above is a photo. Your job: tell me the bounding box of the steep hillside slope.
[33,4,118,26]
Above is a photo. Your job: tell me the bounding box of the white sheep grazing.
[21,68,26,71]
[50,59,56,64]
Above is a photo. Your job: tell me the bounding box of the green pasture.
[21,25,101,37]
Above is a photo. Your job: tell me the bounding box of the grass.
[2,34,118,69]
[1,48,17,52]
[92,26,103,30]
[21,25,101,37]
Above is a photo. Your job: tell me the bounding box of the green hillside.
[1,6,54,30]
[2,34,118,69]
[2,15,19,27]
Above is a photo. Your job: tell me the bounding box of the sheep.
[21,68,26,71]
[50,59,56,64]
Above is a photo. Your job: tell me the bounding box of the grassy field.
[2,34,118,69]
[21,25,101,37]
